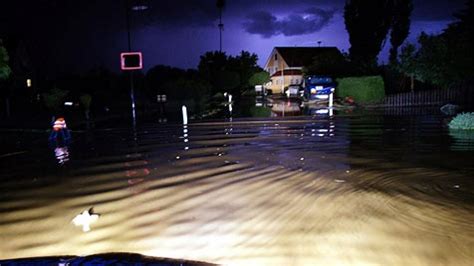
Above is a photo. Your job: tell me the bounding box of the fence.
[383,86,474,108]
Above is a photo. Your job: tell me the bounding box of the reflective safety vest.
[53,118,67,131]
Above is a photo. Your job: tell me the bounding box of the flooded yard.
[1,109,473,265]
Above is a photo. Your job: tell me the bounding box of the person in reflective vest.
[49,117,71,142]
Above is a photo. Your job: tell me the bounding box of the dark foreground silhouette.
[0,252,217,266]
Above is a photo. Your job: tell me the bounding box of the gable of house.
[264,48,286,76]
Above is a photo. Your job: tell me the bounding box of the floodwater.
[1,101,474,265]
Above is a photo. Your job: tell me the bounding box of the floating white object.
[72,208,100,232]
[182,105,188,125]
[316,109,329,114]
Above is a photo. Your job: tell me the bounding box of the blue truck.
[303,76,336,102]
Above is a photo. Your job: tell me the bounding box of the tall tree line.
[344,0,413,72]
[398,0,473,87]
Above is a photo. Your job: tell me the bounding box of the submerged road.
[1,115,473,265]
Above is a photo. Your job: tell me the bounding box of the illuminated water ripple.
[0,116,473,265]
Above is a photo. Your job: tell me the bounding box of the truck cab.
[303,76,336,101]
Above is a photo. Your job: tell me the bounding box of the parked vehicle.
[285,85,303,98]
[303,76,336,101]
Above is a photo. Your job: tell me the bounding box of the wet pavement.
[1,102,473,265]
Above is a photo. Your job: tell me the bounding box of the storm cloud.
[243,8,336,38]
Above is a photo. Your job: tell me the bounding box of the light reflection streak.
[54,146,70,165]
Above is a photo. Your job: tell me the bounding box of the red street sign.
[120,52,143,70]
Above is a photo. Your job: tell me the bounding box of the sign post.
[120,52,143,125]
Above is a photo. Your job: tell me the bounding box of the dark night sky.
[0,0,467,75]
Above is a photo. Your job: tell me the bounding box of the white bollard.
[228,94,232,103]
[329,93,334,108]
[182,105,188,125]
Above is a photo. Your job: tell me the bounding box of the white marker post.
[329,93,334,117]
[182,105,188,125]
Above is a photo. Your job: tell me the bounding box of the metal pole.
[218,10,223,52]
[125,0,136,123]
[281,68,284,94]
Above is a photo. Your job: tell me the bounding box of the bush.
[80,94,92,110]
[249,71,270,87]
[42,88,69,112]
[336,76,385,104]
[0,44,11,80]
[449,112,474,130]
[249,106,271,117]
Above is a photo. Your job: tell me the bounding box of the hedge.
[336,76,385,104]
[449,112,474,130]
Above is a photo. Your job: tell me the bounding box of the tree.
[389,0,413,64]
[0,41,11,80]
[344,0,393,73]
[146,65,187,94]
[398,43,418,90]
[228,51,261,92]
[398,1,473,87]
[0,40,12,117]
[42,88,69,114]
[198,50,261,95]
[162,77,212,113]
[80,94,92,120]
[442,0,474,83]
[215,70,240,94]
[249,71,270,87]
[303,52,349,77]
[198,51,228,92]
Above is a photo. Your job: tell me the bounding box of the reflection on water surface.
[0,113,473,265]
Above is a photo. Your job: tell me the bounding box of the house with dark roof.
[263,47,343,93]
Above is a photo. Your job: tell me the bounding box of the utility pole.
[216,0,225,52]
[125,0,136,123]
